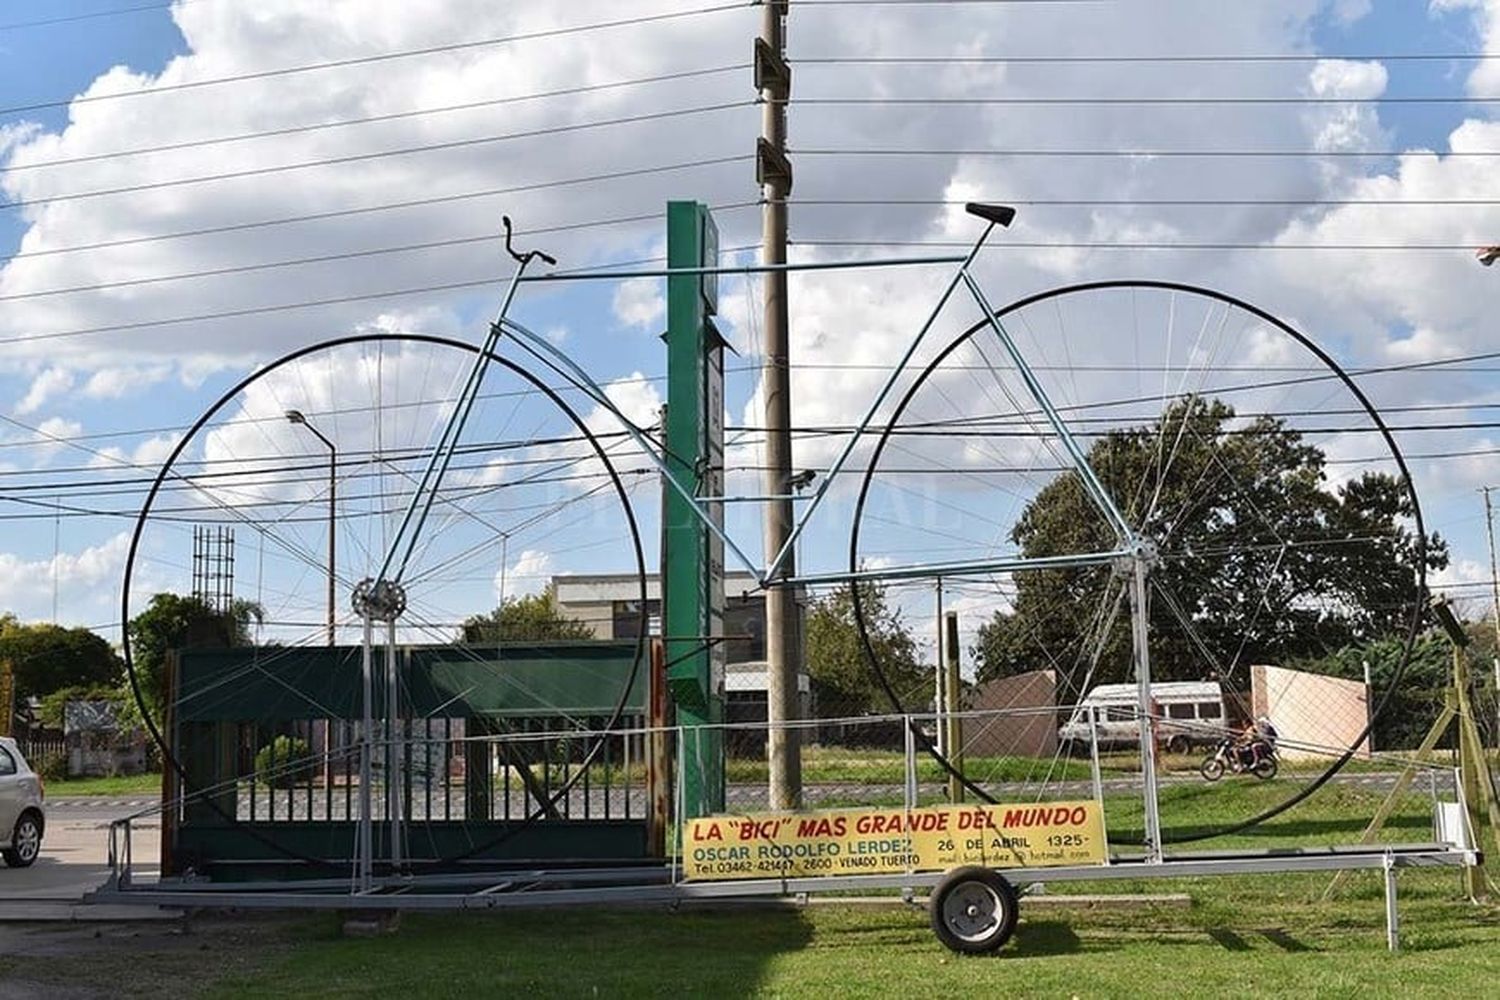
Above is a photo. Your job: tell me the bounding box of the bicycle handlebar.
[503,215,558,267]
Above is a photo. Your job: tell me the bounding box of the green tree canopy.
[806,582,930,716]
[126,593,261,724]
[0,616,122,710]
[461,588,594,643]
[973,397,1446,686]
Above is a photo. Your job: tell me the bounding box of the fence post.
[903,717,917,812]
[1088,705,1104,804]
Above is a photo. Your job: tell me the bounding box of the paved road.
[0,799,159,905]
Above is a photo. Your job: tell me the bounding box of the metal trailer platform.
[86,842,1479,953]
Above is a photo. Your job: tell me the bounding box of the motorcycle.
[1199,738,1277,781]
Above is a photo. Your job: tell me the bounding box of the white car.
[0,736,46,868]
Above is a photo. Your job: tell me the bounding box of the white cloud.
[15,367,74,416]
[611,277,666,331]
[496,547,552,601]
[82,365,172,400]
[0,532,131,617]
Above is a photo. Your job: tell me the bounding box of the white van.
[1058,681,1228,754]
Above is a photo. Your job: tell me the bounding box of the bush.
[36,752,69,783]
[252,735,314,788]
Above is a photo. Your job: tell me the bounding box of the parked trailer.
[91,816,1476,955]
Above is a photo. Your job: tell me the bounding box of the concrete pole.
[760,0,800,810]
[944,611,963,803]
[1484,487,1500,744]
[935,579,946,757]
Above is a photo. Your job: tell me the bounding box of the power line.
[0,165,757,347]
[790,197,1500,207]
[790,95,1500,106]
[791,239,1498,252]
[8,171,747,264]
[794,52,1500,64]
[1,65,749,174]
[0,0,206,32]
[12,397,1500,457]
[793,147,1500,158]
[0,202,759,304]
[0,2,754,117]
[2,103,753,211]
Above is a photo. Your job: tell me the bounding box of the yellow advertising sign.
[683,800,1107,881]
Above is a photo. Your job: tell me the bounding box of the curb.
[0,901,184,923]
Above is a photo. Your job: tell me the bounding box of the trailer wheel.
[929,867,1019,954]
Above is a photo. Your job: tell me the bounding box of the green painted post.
[663,201,725,817]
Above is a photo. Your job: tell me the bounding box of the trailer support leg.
[1383,851,1400,953]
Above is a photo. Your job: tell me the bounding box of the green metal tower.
[663,201,726,818]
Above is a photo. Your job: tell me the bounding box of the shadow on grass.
[1207,927,1252,951]
[1258,927,1317,952]
[1005,921,1087,958]
[213,907,817,999]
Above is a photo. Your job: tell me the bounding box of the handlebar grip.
[965,203,1016,228]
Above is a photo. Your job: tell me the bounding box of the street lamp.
[286,409,336,647]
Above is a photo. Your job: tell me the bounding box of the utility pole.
[944,611,963,803]
[758,0,800,809]
[935,579,946,757]
[1485,486,1500,745]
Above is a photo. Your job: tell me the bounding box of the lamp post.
[285,410,336,646]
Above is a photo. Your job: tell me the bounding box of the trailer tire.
[929,866,1019,954]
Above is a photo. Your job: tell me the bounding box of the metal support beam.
[1129,556,1163,863]
[357,614,374,891]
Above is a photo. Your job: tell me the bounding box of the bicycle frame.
[497,203,1143,590]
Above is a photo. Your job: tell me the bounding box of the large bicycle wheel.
[850,281,1430,844]
[122,333,650,872]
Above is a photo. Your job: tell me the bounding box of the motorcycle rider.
[1234,716,1278,770]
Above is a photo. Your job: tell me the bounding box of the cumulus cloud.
[496,547,552,600]
[0,532,131,618]
[81,365,172,400]
[15,367,74,415]
[611,277,666,331]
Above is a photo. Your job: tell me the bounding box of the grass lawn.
[45,772,162,797]
[5,872,1491,999]
[207,883,1497,999]
[3,775,1493,997]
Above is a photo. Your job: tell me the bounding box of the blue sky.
[1,0,1499,663]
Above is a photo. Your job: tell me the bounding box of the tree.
[0,616,122,713]
[126,593,262,724]
[805,582,930,716]
[973,397,1446,686]
[461,588,594,643]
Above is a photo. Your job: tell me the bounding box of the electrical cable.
[0,2,754,117]
[2,104,754,211]
[2,65,750,174]
[0,201,759,304]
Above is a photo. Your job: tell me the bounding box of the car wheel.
[3,812,42,868]
[1166,735,1190,755]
